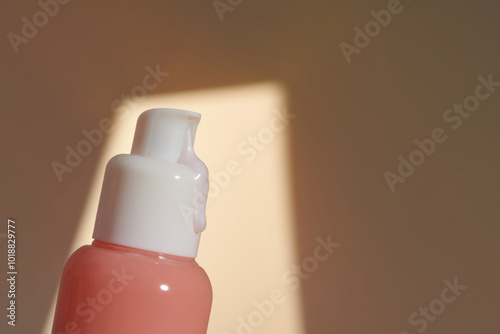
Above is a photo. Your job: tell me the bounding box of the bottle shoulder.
[59,242,211,295]
[62,241,206,274]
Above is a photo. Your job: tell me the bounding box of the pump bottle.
[52,108,212,334]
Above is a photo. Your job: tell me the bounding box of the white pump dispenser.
[92,108,209,258]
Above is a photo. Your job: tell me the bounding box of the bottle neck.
[91,239,197,265]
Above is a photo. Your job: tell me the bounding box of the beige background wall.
[1,0,499,333]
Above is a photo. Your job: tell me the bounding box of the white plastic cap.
[92,108,209,258]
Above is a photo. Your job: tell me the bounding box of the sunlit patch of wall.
[43,82,305,334]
